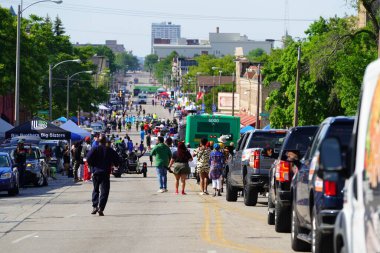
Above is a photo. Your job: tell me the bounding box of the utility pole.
[256,65,261,129]
[232,72,235,116]
[293,46,301,127]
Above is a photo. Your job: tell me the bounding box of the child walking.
[209,144,225,197]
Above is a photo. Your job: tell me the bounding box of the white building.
[153,28,274,58]
[151,22,181,52]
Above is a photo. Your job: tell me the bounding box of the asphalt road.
[0,101,301,253]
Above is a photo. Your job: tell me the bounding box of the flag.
[196,92,204,100]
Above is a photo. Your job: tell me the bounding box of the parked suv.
[290,117,354,252]
[226,130,287,206]
[267,126,318,232]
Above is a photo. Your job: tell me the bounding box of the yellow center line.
[189,181,279,253]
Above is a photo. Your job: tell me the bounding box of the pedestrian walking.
[139,141,145,154]
[72,141,83,182]
[63,145,70,176]
[140,129,145,142]
[127,139,134,153]
[86,135,120,216]
[118,119,122,132]
[209,144,225,197]
[193,138,211,195]
[150,136,172,193]
[146,133,151,150]
[168,142,193,195]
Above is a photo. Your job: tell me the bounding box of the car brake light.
[249,150,261,169]
[324,181,337,196]
[276,160,290,182]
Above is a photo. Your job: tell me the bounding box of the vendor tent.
[60,120,90,141]
[56,116,67,123]
[0,118,13,138]
[98,104,110,110]
[5,118,71,140]
[240,125,254,134]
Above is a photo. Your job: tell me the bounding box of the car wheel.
[243,184,258,206]
[226,177,238,202]
[267,192,275,225]
[291,204,311,251]
[275,201,291,232]
[312,207,333,253]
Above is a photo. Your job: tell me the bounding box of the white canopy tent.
[98,104,110,110]
[0,118,13,139]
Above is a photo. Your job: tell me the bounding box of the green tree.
[115,51,139,72]
[53,15,65,36]
[144,54,158,73]
[153,51,178,84]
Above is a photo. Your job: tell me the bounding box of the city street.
[0,102,298,253]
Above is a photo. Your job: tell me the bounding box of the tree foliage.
[115,51,139,72]
[0,5,113,121]
[144,54,158,73]
[263,15,377,128]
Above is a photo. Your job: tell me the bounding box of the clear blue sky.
[0,0,356,57]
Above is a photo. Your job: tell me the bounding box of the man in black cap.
[86,135,120,216]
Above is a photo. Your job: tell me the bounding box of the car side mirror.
[318,138,343,178]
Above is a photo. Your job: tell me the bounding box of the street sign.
[260,112,269,117]
[201,103,205,110]
[37,110,48,115]
[212,104,217,112]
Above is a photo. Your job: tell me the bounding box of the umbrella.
[240,125,255,134]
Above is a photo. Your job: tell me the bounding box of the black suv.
[267,126,318,232]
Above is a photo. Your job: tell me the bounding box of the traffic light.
[118,90,122,97]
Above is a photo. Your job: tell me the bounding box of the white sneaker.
[157,189,164,193]
[163,189,168,192]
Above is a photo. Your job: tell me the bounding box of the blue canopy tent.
[60,120,90,141]
[240,125,255,134]
[56,116,67,123]
[263,124,271,130]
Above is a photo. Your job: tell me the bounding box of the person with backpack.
[87,135,120,216]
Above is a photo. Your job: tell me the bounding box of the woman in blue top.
[209,144,225,197]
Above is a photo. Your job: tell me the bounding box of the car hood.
[0,166,12,174]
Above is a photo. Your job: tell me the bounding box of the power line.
[1,0,315,22]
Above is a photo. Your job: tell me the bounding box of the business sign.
[218,92,239,111]
[31,120,47,130]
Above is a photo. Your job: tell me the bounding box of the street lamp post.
[49,59,81,121]
[14,0,63,126]
[232,72,235,116]
[66,71,93,120]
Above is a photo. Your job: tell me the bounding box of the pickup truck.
[267,126,318,232]
[291,117,354,253]
[226,129,287,206]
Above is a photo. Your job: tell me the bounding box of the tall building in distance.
[151,22,181,53]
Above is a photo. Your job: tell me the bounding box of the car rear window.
[327,123,354,147]
[246,132,287,149]
[283,127,318,154]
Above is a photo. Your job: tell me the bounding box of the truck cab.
[226,129,287,206]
